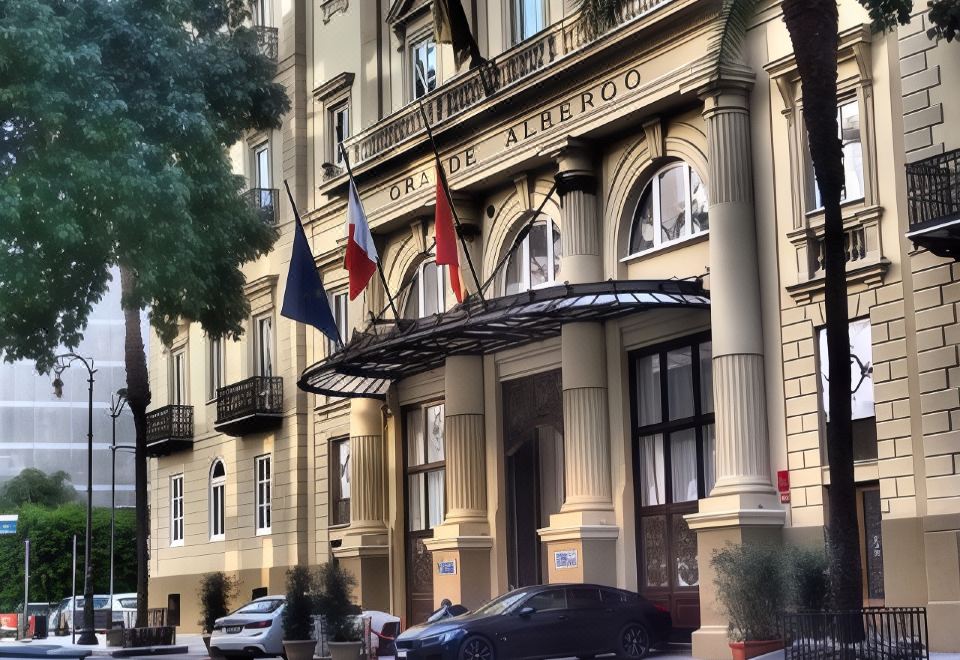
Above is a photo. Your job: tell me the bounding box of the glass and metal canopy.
[298,280,710,399]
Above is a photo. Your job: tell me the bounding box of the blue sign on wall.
[437,560,457,576]
[0,515,18,535]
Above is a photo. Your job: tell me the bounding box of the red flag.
[344,179,378,300]
[434,167,462,303]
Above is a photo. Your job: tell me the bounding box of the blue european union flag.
[280,182,341,346]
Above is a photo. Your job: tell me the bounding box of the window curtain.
[670,428,698,502]
[636,355,661,426]
[427,469,444,528]
[639,434,665,506]
[666,348,693,420]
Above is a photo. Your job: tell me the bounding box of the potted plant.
[315,562,362,660]
[282,566,318,660]
[198,572,237,657]
[712,544,786,660]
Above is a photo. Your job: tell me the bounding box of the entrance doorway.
[403,401,446,625]
[629,334,714,638]
[502,370,564,589]
[858,484,884,606]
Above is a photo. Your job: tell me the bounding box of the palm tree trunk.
[782,0,861,612]
[121,265,151,628]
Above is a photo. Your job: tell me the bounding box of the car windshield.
[473,591,530,616]
[233,599,283,614]
[118,599,138,609]
[76,598,110,609]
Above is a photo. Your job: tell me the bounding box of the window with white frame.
[330,438,351,526]
[513,0,546,43]
[170,474,184,547]
[209,460,226,540]
[327,291,348,355]
[170,349,187,406]
[628,161,709,256]
[807,98,864,210]
[504,218,561,295]
[406,402,446,531]
[254,143,271,188]
[410,36,437,100]
[403,260,448,319]
[330,102,350,166]
[255,455,272,534]
[256,315,274,377]
[208,336,224,401]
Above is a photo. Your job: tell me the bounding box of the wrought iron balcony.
[243,187,279,225]
[255,25,278,61]
[214,376,283,437]
[906,148,960,259]
[338,0,665,171]
[145,405,194,457]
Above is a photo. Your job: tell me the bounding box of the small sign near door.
[554,549,578,570]
[437,560,457,575]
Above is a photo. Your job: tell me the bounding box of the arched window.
[628,162,708,256]
[210,459,226,540]
[504,218,561,295]
[403,260,448,319]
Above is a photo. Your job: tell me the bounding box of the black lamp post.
[52,353,98,646]
[108,390,134,628]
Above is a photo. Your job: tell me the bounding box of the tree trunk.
[121,266,151,628]
[782,0,861,612]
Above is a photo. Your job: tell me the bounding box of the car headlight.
[420,629,464,646]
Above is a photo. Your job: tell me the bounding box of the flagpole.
[338,144,402,321]
[416,101,487,306]
[283,180,345,350]
[479,180,559,296]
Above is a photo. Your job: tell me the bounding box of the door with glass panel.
[630,334,714,636]
[502,370,564,589]
[404,402,446,625]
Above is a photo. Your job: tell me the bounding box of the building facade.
[147,0,960,654]
[0,267,138,508]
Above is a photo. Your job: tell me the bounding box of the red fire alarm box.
[777,470,790,493]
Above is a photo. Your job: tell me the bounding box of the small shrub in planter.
[282,566,318,660]
[315,562,362,660]
[785,545,829,612]
[712,543,786,660]
[197,572,238,656]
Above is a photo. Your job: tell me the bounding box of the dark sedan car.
[395,584,671,660]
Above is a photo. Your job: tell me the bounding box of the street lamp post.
[107,390,129,628]
[52,353,98,646]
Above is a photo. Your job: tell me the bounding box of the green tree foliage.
[282,565,317,642]
[0,0,290,369]
[0,504,137,611]
[0,469,77,510]
[197,572,238,635]
[315,561,360,642]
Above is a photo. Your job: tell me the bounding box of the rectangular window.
[327,292,348,355]
[808,98,864,209]
[330,438,351,526]
[330,103,350,166]
[255,455,272,534]
[208,337,224,401]
[210,478,225,540]
[253,0,270,27]
[406,403,445,531]
[514,0,546,42]
[255,144,270,188]
[256,316,274,377]
[818,318,877,461]
[170,349,187,406]
[170,475,184,547]
[410,37,437,100]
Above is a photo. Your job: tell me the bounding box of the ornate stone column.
[538,144,619,586]
[334,396,390,611]
[685,84,784,660]
[424,354,492,609]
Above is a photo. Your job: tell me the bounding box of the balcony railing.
[244,187,279,225]
[145,405,194,457]
[214,376,283,437]
[255,25,278,61]
[813,226,867,276]
[906,149,960,259]
[340,0,665,169]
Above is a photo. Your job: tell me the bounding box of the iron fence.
[783,608,928,660]
[243,187,279,225]
[906,148,960,229]
[255,25,278,61]
[145,405,193,444]
[216,376,283,424]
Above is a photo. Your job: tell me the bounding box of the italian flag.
[345,179,378,300]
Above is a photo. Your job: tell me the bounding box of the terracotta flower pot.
[283,638,317,660]
[328,640,363,660]
[729,640,785,660]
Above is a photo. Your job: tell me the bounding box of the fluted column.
[348,397,386,531]
[688,84,784,660]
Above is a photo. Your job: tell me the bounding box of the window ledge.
[619,231,709,264]
[209,535,225,542]
[786,258,890,304]
[328,523,350,531]
[256,528,272,537]
[169,540,184,548]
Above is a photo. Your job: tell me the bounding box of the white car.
[210,596,286,658]
[110,593,139,629]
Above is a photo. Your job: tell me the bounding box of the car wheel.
[618,622,651,659]
[459,635,495,660]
